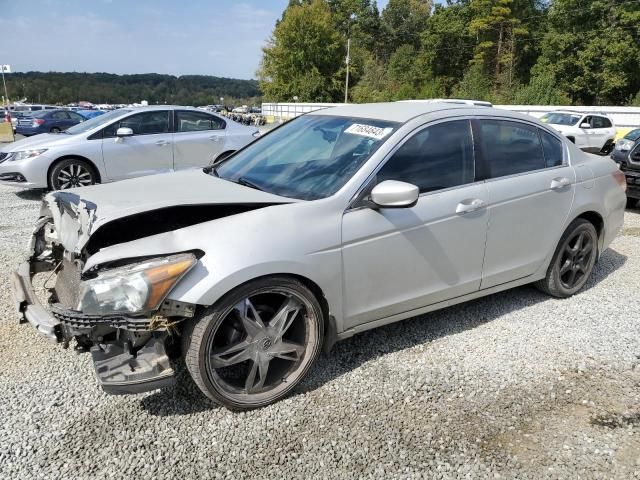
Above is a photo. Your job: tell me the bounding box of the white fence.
[261,102,640,128]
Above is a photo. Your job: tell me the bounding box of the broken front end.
[11,193,199,394]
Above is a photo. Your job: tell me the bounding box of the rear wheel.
[50,127,61,133]
[627,197,637,209]
[183,276,324,410]
[49,159,97,190]
[535,219,598,298]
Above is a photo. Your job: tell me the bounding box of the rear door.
[100,110,173,181]
[173,110,227,169]
[477,119,575,289]
[589,115,611,151]
[50,111,71,130]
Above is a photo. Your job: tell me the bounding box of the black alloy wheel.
[536,218,598,298]
[183,276,324,410]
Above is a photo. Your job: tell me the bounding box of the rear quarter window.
[540,130,564,167]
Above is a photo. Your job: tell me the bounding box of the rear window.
[30,110,50,119]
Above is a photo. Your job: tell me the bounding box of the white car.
[0,106,259,190]
[539,111,616,154]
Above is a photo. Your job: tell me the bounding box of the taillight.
[32,119,45,127]
[612,168,627,192]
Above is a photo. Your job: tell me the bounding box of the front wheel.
[535,219,598,298]
[183,276,324,410]
[49,159,97,190]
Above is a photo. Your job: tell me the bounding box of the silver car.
[0,106,259,189]
[12,103,626,409]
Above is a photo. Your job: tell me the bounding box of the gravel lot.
[0,183,639,479]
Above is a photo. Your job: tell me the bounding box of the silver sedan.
[12,102,626,409]
[0,105,259,189]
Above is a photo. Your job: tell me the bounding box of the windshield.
[539,113,581,126]
[624,129,640,142]
[66,109,131,135]
[215,115,398,200]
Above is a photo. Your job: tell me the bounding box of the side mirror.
[370,180,419,208]
[580,123,591,129]
[116,127,133,137]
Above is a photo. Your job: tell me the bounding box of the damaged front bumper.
[12,256,193,395]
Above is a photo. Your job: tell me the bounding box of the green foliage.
[6,72,260,106]
[258,0,345,102]
[261,0,640,105]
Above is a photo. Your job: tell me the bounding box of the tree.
[527,0,640,105]
[381,0,432,57]
[468,0,529,94]
[258,0,345,102]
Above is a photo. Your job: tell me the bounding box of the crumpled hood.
[44,169,294,254]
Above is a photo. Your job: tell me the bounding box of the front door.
[341,119,489,329]
[173,110,227,169]
[476,119,576,288]
[100,110,173,181]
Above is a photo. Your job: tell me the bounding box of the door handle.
[456,198,486,215]
[209,135,220,142]
[550,177,571,190]
[155,140,170,146]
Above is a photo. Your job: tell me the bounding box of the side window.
[176,110,225,132]
[376,120,474,193]
[68,112,84,122]
[104,111,170,137]
[592,116,609,128]
[51,111,69,120]
[582,116,591,127]
[540,130,564,167]
[479,120,545,178]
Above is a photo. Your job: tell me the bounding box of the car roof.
[551,110,611,118]
[312,102,529,124]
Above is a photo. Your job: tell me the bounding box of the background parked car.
[15,109,86,136]
[539,111,616,154]
[610,128,640,207]
[77,109,106,119]
[0,106,259,189]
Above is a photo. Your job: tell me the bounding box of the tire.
[535,219,598,298]
[183,276,324,410]
[49,158,97,190]
[627,197,637,209]
[600,139,614,155]
[50,127,61,133]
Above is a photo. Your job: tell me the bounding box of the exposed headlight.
[615,139,635,151]
[76,253,196,315]
[6,149,48,161]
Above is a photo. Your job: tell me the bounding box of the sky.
[0,0,397,79]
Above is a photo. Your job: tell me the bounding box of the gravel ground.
[0,184,639,480]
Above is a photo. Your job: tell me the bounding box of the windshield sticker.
[345,123,393,140]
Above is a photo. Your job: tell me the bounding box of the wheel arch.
[193,271,337,353]
[47,155,102,189]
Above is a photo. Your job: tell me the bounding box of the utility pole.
[344,38,350,104]
[0,65,9,107]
